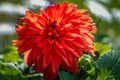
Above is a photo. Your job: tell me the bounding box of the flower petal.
[35,54,44,72]
[51,53,62,73]
[24,47,41,67]
[55,42,69,66]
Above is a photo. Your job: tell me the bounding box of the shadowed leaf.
[96,50,120,80]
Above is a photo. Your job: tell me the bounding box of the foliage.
[94,42,111,57]
[96,50,120,80]
[1,46,19,62]
[58,70,80,80]
[0,62,23,80]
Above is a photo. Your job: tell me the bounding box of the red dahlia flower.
[13,2,96,80]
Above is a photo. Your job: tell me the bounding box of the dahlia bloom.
[13,2,96,80]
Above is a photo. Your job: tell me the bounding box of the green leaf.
[0,62,23,80]
[94,42,111,57]
[96,50,120,80]
[58,70,80,80]
[2,46,19,62]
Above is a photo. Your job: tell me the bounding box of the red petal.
[51,53,62,73]
[18,38,36,53]
[42,39,53,55]
[55,42,69,66]
[44,64,57,80]
[43,49,53,69]
[65,43,80,57]
[24,47,41,67]
[61,53,78,73]
[35,54,44,72]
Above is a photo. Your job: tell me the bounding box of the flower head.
[13,2,96,80]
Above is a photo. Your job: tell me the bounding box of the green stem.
[24,73,43,79]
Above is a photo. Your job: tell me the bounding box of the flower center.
[51,22,56,28]
[46,22,60,40]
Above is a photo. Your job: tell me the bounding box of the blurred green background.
[0,0,120,55]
